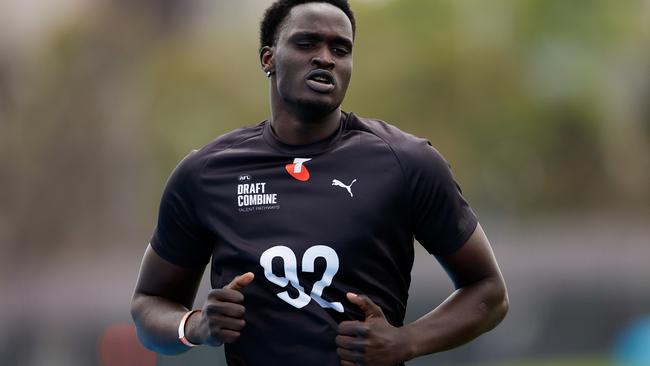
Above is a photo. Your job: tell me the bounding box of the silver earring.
[266,71,272,78]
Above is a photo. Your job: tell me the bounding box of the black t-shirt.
[150,111,477,366]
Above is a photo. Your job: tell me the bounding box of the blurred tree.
[0,0,648,270]
[0,0,204,268]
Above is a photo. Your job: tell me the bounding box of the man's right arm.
[131,244,255,354]
[131,244,205,354]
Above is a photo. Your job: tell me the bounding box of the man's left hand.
[336,293,410,366]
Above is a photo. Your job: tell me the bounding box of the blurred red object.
[98,323,156,366]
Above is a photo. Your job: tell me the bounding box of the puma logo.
[331,179,357,197]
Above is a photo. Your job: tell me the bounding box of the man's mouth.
[305,70,335,93]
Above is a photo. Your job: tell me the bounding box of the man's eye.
[297,42,314,49]
[332,47,350,55]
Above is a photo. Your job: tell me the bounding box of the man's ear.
[260,46,274,74]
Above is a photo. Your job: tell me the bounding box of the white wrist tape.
[178,309,201,347]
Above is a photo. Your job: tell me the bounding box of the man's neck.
[269,108,342,145]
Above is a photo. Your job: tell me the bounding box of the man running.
[131,1,508,365]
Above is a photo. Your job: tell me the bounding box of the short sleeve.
[405,141,477,256]
[150,151,214,268]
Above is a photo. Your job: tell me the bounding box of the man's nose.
[311,48,335,69]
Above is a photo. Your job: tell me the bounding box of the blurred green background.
[1,0,649,365]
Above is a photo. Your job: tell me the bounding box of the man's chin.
[291,97,341,117]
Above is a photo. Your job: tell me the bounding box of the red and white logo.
[285,158,311,181]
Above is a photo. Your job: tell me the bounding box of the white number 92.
[259,245,343,313]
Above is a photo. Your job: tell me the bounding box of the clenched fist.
[185,272,255,346]
[336,293,410,366]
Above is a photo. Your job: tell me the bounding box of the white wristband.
[178,309,201,347]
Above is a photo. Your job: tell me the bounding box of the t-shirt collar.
[262,111,350,155]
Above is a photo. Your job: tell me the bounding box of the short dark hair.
[259,0,356,51]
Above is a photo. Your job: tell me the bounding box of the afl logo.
[238,174,252,182]
[285,158,311,181]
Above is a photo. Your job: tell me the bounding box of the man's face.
[270,3,353,116]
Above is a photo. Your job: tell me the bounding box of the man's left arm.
[336,223,508,365]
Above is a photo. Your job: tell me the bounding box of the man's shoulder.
[172,122,266,175]
[199,121,266,154]
[347,112,440,162]
[348,113,414,141]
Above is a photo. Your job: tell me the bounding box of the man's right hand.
[185,272,255,346]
